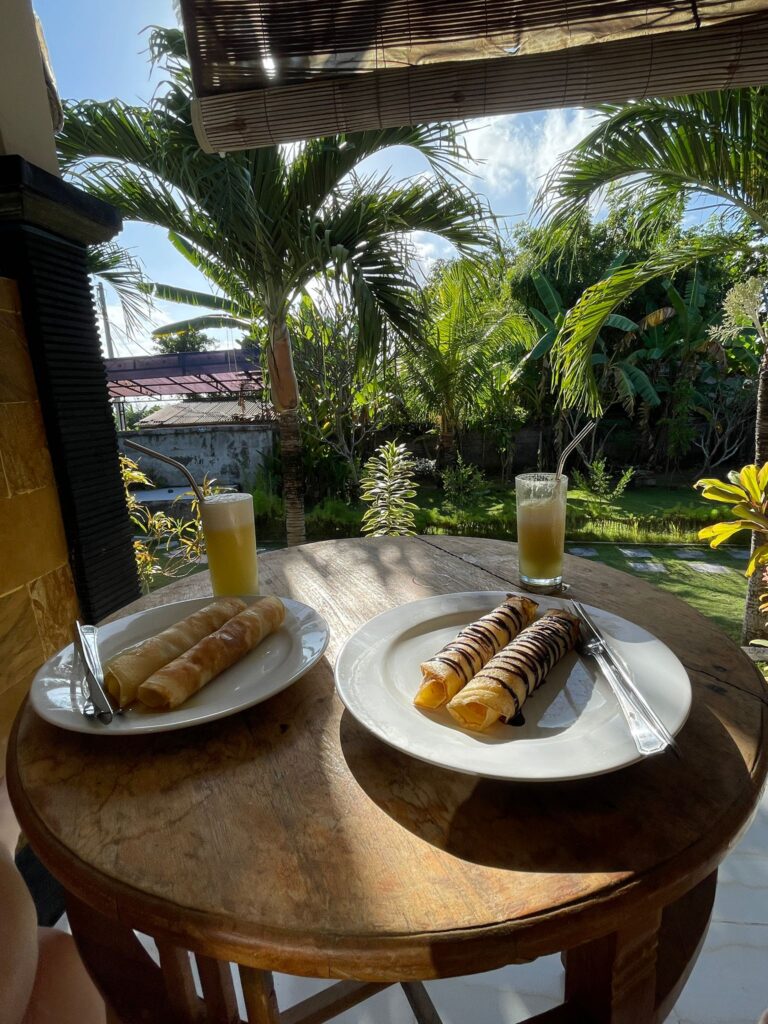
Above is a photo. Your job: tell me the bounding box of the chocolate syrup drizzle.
[424,598,535,683]
[457,612,579,720]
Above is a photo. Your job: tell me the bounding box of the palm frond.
[287,123,473,213]
[144,282,246,315]
[86,242,153,337]
[552,236,735,414]
[153,314,250,336]
[536,88,768,247]
[59,31,490,377]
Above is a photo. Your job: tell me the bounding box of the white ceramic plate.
[31,597,330,735]
[334,591,691,781]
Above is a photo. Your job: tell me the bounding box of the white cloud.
[408,231,456,281]
[460,108,597,205]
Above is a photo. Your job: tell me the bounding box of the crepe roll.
[414,594,538,709]
[104,597,247,708]
[138,596,286,710]
[447,609,580,732]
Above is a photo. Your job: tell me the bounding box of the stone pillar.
[0,276,80,758]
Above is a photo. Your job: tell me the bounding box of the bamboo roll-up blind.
[180,0,768,151]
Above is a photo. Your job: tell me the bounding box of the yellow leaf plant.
[695,463,768,582]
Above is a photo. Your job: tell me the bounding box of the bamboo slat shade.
[179,0,768,151]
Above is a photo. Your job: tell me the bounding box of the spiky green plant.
[360,442,418,537]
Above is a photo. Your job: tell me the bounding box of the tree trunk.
[277,408,306,546]
[436,416,456,469]
[268,321,305,547]
[741,356,768,643]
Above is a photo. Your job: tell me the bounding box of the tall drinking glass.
[515,473,567,593]
[200,493,259,596]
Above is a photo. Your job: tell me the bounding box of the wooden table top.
[8,536,768,982]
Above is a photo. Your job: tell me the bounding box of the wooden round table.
[8,537,768,1024]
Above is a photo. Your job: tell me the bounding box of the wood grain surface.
[8,537,768,982]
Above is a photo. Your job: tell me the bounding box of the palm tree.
[58,28,490,545]
[401,260,530,466]
[535,87,768,638]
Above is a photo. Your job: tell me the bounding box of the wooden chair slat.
[401,981,444,1024]
[196,955,239,1024]
[157,941,205,1023]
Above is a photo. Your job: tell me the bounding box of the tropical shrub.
[120,455,218,591]
[572,458,635,504]
[442,454,488,507]
[360,441,418,537]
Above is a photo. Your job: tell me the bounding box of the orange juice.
[515,473,567,589]
[201,494,259,596]
[517,496,566,582]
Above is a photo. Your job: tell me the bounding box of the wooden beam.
[280,981,391,1024]
[401,982,444,1024]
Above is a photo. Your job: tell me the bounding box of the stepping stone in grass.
[673,549,705,560]
[628,561,667,573]
[567,546,598,557]
[728,549,750,560]
[619,547,654,558]
[686,561,732,575]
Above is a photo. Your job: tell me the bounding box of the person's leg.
[0,847,38,1024]
[22,928,105,1024]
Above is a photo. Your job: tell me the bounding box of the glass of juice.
[200,493,259,596]
[515,473,568,593]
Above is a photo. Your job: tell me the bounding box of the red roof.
[104,349,264,398]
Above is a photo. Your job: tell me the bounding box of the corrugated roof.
[105,349,265,398]
[138,399,276,427]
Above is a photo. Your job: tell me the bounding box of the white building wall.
[118,424,278,489]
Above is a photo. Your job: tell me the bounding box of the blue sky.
[36,0,598,357]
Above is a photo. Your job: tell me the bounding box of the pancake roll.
[447,609,580,732]
[104,597,247,708]
[414,594,538,709]
[138,596,286,710]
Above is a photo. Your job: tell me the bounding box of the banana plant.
[695,463,768,576]
[524,267,660,415]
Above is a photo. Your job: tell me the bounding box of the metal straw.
[556,421,597,480]
[123,438,204,504]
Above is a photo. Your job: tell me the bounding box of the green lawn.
[410,482,722,545]
[566,543,748,642]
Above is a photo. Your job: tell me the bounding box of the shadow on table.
[340,700,751,875]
